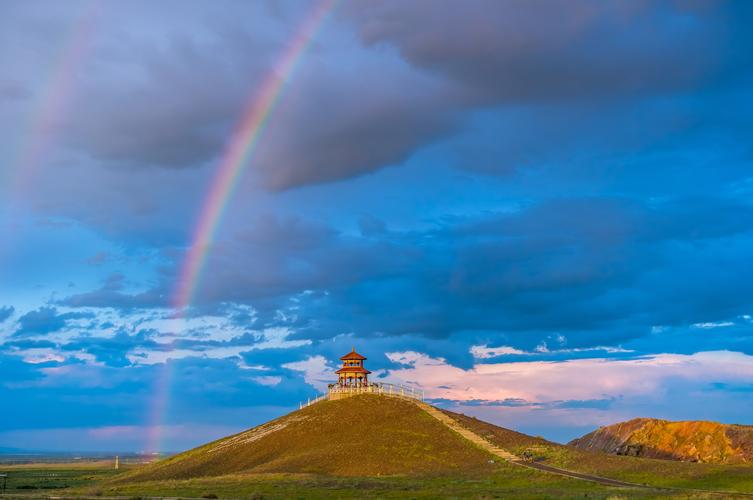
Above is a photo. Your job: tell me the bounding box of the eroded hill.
[569,418,753,463]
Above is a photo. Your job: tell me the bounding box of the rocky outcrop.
[569,418,753,464]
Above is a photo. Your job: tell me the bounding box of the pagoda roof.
[340,348,367,360]
[335,366,371,374]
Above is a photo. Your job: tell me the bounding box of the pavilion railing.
[299,382,424,409]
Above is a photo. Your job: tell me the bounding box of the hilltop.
[118,395,499,482]
[570,418,753,463]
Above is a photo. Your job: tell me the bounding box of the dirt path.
[414,400,727,493]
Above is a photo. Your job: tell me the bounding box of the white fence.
[299,382,424,409]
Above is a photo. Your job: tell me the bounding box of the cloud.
[283,355,336,392]
[56,194,753,348]
[413,348,753,441]
[0,306,14,323]
[469,343,632,360]
[3,0,753,451]
[60,272,169,310]
[252,375,282,387]
[347,0,753,103]
[386,350,753,404]
[470,345,527,358]
[250,67,457,190]
[13,306,93,337]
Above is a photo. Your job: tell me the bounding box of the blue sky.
[2,0,753,451]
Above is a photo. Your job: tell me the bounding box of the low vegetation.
[119,395,498,482]
[6,397,753,498]
[0,464,124,492]
[445,409,753,493]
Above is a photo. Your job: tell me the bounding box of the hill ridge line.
[414,400,652,489]
[415,399,753,496]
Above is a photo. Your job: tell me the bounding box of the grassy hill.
[90,396,753,498]
[569,417,753,463]
[119,395,498,482]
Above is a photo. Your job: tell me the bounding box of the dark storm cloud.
[251,69,458,190]
[61,329,157,367]
[0,0,460,198]
[60,195,753,349]
[60,272,169,310]
[67,22,458,191]
[66,34,259,169]
[254,0,753,189]
[5,0,751,206]
[347,0,753,103]
[6,0,753,450]
[13,306,93,337]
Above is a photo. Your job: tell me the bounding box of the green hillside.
[94,396,753,498]
[119,395,497,482]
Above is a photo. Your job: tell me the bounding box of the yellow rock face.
[570,418,753,464]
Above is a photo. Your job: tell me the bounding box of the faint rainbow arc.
[145,0,337,454]
[6,3,102,202]
[172,0,337,316]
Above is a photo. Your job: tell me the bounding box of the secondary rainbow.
[5,3,102,202]
[146,0,337,454]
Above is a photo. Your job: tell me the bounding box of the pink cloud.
[386,350,753,403]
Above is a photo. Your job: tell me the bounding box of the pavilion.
[335,347,371,386]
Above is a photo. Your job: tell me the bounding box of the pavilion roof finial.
[340,347,367,361]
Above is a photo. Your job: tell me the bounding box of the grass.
[0,464,125,492]
[6,397,753,498]
[445,409,753,494]
[69,469,695,499]
[120,395,500,482]
[4,455,751,498]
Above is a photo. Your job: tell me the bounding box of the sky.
[1,0,753,452]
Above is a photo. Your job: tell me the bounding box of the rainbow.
[5,3,102,202]
[172,0,336,316]
[146,0,337,454]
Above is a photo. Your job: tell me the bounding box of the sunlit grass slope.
[120,395,497,482]
[445,409,753,493]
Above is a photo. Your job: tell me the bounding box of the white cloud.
[283,355,335,392]
[6,346,103,366]
[252,375,282,386]
[470,343,632,359]
[386,350,753,403]
[470,344,527,358]
[693,321,735,329]
[18,348,65,364]
[125,327,310,365]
